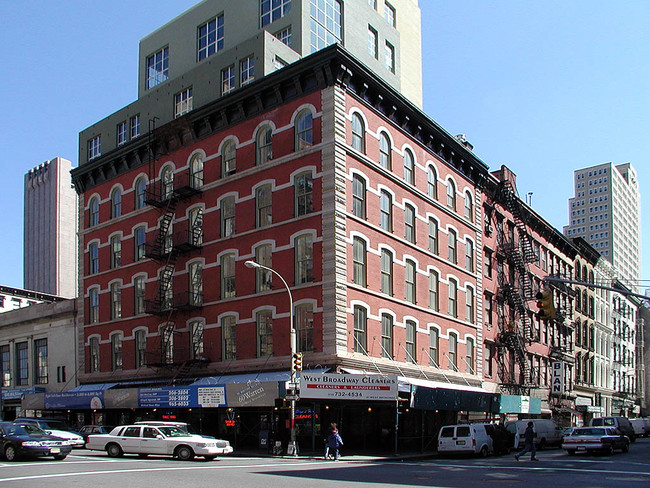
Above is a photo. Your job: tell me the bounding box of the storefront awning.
[191,368,329,386]
[68,383,118,392]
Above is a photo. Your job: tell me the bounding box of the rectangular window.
[135,330,146,368]
[384,41,395,73]
[353,306,367,354]
[256,184,272,227]
[261,0,291,26]
[275,26,292,46]
[174,87,193,118]
[240,55,255,85]
[465,241,474,272]
[222,316,236,360]
[466,339,475,374]
[380,191,392,231]
[428,219,439,254]
[33,338,48,384]
[130,115,141,138]
[353,237,367,287]
[405,321,416,363]
[257,310,273,357]
[380,250,393,296]
[405,260,416,304]
[296,304,314,353]
[110,282,122,320]
[255,245,273,292]
[89,288,99,323]
[146,46,169,89]
[111,334,123,371]
[384,2,396,26]
[15,342,28,386]
[89,337,100,373]
[221,196,235,237]
[88,135,101,160]
[221,65,235,94]
[466,287,475,323]
[448,280,457,317]
[110,235,122,268]
[295,172,313,216]
[429,329,439,367]
[381,314,393,359]
[117,121,127,145]
[198,15,224,61]
[89,243,99,274]
[309,0,342,52]
[448,333,457,370]
[352,175,366,218]
[135,227,146,261]
[405,205,415,243]
[368,26,378,59]
[429,272,439,311]
[56,366,66,383]
[448,231,457,264]
[295,234,314,284]
[0,345,10,387]
[221,253,236,299]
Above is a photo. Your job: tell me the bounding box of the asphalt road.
[1,439,650,487]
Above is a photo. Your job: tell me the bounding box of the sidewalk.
[232,449,436,462]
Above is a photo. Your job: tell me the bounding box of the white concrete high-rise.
[23,157,78,298]
[564,162,641,291]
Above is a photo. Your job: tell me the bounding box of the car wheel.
[4,445,18,462]
[479,446,489,457]
[204,455,217,461]
[176,445,194,461]
[106,443,123,458]
[53,454,67,460]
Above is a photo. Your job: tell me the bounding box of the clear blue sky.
[0,0,648,291]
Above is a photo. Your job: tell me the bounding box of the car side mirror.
[156,435,164,439]
[46,430,52,435]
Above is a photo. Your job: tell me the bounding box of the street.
[1,439,650,487]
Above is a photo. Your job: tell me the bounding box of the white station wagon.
[85,424,233,460]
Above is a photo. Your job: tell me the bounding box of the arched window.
[380,190,392,231]
[110,188,122,218]
[429,328,439,366]
[405,320,416,363]
[353,237,367,287]
[89,196,99,226]
[294,171,313,216]
[429,270,439,311]
[353,305,367,354]
[381,249,393,296]
[379,132,391,169]
[448,332,458,369]
[405,259,416,304]
[351,113,365,153]
[222,139,236,176]
[427,166,437,199]
[446,180,456,210]
[403,149,415,184]
[381,313,393,359]
[352,174,366,218]
[190,153,204,189]
[161,166,174,200]
[465,240,474,272]
[466,286,475,323]
[464,191,473,221]
[135,177,147,209]
[448,279,458,317]
[295,110,313,150]
[256,125,273,164]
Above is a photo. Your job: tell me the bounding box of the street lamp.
[244,260,298,456]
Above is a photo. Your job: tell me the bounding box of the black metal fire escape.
[494,180,539,395]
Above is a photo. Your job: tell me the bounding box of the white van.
[505,419,563,450]
[630,418,649,438]
[438,423,493,456]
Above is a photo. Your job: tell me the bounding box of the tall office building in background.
[563,162,641,291]
[24,157,78,298]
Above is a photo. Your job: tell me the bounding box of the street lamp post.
[244,260,298,456]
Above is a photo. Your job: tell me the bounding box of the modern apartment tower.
[24,157,78,298]
[564,162,641,291]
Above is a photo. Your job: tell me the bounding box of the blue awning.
[68,383,118,392]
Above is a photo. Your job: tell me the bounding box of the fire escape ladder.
[500,180,536,263]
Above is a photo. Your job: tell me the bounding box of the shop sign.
[226,380,277,407]
[299,373,398,400]
[138,385,226,408]
[551,361,564,394]
[45,391,105,410]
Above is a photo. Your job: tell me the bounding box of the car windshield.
[4,423,47,436]
[157,426,190,437]
[38,420,73,431]
[574,428,606,436]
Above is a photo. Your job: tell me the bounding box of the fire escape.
[143,168,206,382]
[494,180,538,395]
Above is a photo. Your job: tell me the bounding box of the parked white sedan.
[86,424,233,460]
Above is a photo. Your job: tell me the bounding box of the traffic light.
[292,352,303,372]
[535,290,556,320]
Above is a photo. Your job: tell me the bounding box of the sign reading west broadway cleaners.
[299,373,398,400]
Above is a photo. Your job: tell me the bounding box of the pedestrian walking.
[326,423,343,460]
[514,421,538,461]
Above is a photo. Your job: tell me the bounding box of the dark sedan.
[0,422,72,461]
[562,427,630,455]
